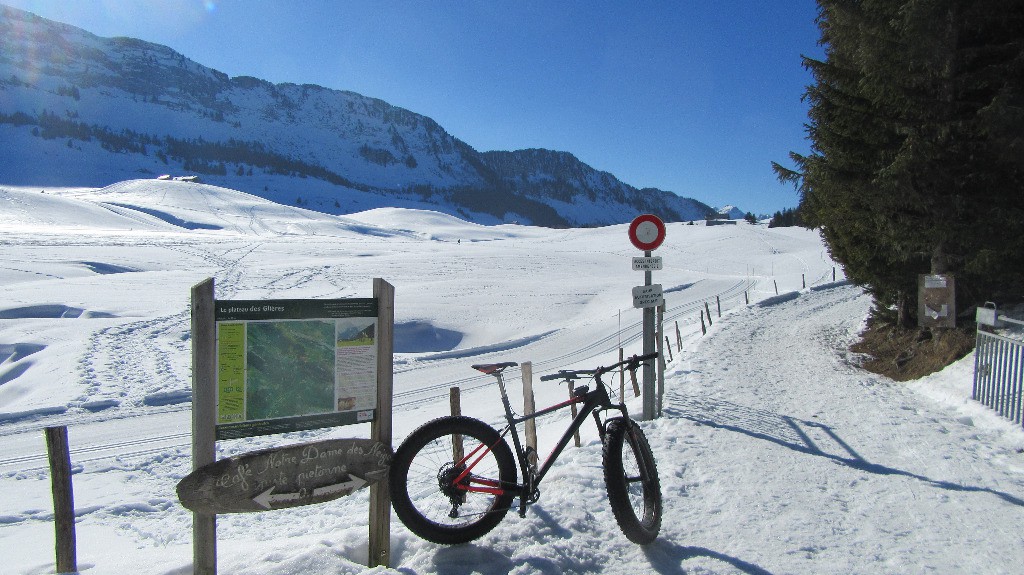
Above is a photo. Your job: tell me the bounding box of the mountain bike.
[389,352,662,545]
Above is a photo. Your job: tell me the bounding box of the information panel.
[214,298,379,439]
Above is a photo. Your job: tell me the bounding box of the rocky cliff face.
[0,5,715,227]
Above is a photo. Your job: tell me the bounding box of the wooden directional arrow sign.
[176,438,391,514]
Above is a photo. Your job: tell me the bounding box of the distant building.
[705,213,737,226]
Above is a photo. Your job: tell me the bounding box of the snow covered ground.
[2,180,1023,574]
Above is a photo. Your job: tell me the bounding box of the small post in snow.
[450,387,463,463]
[567,381,581,447]
[521,362,538,464]
[46,426,77,575]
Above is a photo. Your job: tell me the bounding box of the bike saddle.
[471,362,518,374]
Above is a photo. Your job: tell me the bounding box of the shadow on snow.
[666,395,1024,508]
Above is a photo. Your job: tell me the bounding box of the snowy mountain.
[716,205,746,220]
[0,4,718,227]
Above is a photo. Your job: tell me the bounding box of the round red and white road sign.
[628,214,666,251]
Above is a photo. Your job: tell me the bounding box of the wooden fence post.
[521,362,537,464]
[46,426,77,575]
[700,311,707,335]
[774,280,779,295]
[802,273,806,289]
[450,387,463,462]
[619,347,625,402]
[704,302,713,326]
[745,291,749,305]
[665,337,673,362]
[657,304,665,418]
[716,295,721,318]
[629,364,641,398]
[675,321,682,351]
[567,381,581,447]
[369,278,394,568]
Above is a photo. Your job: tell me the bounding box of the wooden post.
[567,381,581,447]
[627,348,640,398]
[745,291,749,305]
[704,302,712,326]
[675,321,682,351]
[716,295,721,317]
[802,273,806,289]
[774,280,779,295]
[369,278,394,568]
[657,304,665,418]
[700,311,707,335]
[665,337,673,362]
[450,387,463,462]
[191,278,217,575]
[521,362,537,464]
[45,426,77,575]
[618,347,625,403]
[629,364,641,398]
[833,267,836,281]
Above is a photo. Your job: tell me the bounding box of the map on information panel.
[214,298,379,439]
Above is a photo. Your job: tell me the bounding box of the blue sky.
[5,1,823,215]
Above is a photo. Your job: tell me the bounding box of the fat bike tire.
[390,416,517,545]
[602,417,662,545]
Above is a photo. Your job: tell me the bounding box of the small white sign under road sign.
[632,284,664,309]
[632,256,663,271]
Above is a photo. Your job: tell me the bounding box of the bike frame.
[451,367,629,513]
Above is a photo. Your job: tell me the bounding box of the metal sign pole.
[642,250,656,420]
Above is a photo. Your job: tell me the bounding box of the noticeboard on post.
[214,298,379,439]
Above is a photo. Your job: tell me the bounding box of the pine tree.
[775,0,1024,325]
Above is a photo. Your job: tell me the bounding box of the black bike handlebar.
[539,352,659,382]
[539,369,595,382]
[595,352,659,377]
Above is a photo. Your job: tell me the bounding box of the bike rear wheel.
[390,416,517,544]
[603,417,662,544]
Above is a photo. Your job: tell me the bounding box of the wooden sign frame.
[188,278,394,574]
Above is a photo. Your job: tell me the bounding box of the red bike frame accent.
[452,432,511,496]
[448,393,590,497]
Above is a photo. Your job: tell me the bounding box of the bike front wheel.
[390,416,517,545]
[603,417,662,544]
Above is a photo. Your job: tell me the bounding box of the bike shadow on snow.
[643,540,775,575]
[408,532,772,575]
[666,395,1024,508]
[400,506,579,575]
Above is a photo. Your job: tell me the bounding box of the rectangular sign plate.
[632,284,664,309]
[632,257,663,271]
